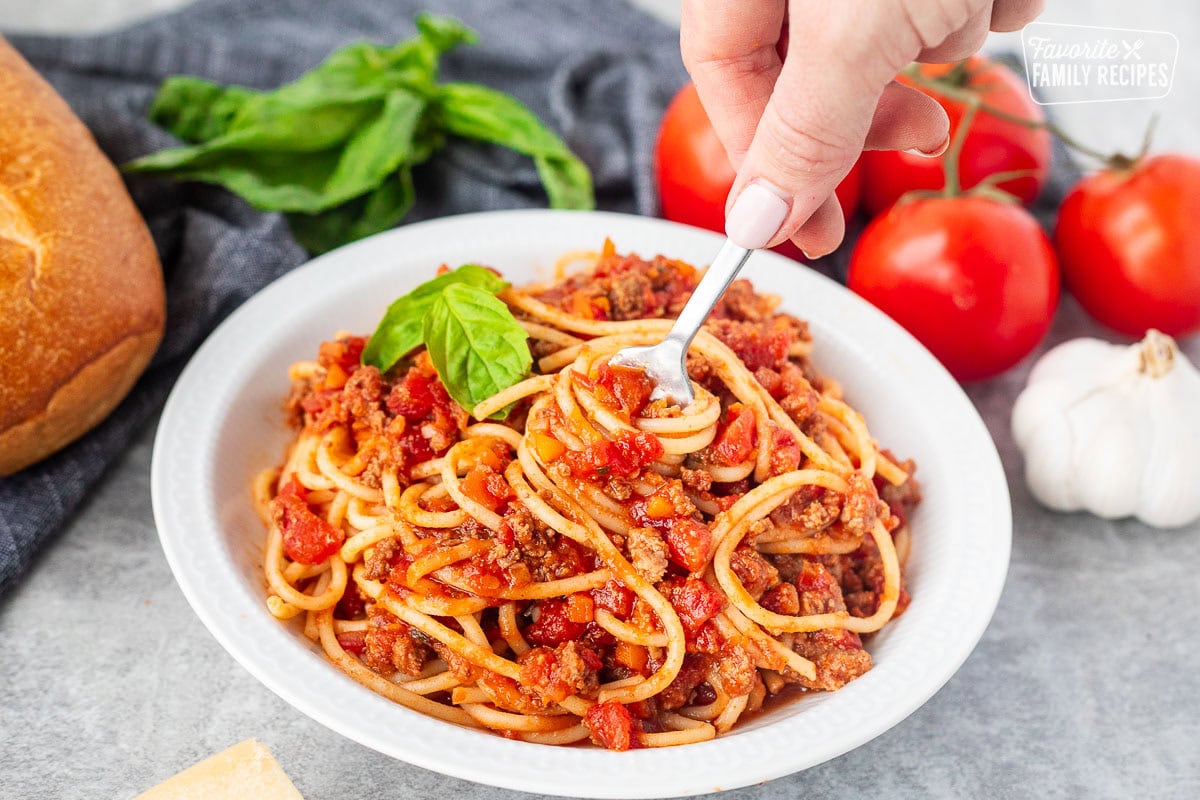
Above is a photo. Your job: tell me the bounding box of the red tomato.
[860,57,1051,215]
[848,197,1059,381]
[1055,154,1200,338]
[663,518,713,574]
[585,700,637,751]
[271,479,345,565]
[655,81,861,256]
[712,405,756,465]
[525,599,587,646]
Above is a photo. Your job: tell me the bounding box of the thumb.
[724,39,887,249]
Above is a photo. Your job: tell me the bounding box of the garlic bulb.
[1012,330,1200,528]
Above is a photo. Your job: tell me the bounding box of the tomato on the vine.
[654,81,860,257]
[848,197,1059,381]
[1055,154,1200,338]
[859,57,1052,215]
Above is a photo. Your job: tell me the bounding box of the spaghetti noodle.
[258,243,920,750]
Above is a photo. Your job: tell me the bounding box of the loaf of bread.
[0,38,165,476]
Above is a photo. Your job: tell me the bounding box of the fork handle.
[663,240,753,353]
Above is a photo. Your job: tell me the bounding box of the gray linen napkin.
[0,0,687,593]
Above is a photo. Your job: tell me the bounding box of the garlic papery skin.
[1011,330,1200,529]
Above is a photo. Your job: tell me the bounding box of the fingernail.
[904,137,950,158]
[725,181,790,250]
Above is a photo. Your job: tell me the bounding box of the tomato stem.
[941,59,973,88]
[940,98,977,196]
[903,64,1134,167]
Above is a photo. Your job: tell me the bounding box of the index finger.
[680,0,787,166]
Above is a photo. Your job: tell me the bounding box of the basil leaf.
[322,89,425,202]
[136,89,385,161]
[437,82,594,210]
[422,283,531,417]
[126,146,347,211]
[125,14,593,254]
[148,77,258,143]
[414,12,478,55]
[362,264,509,372]
[289,167,416,255]
[128,89,424,214]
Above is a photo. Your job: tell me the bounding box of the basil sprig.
[124,14,594,254]
[364,265,531,417]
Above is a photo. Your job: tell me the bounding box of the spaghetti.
[258,243,920,750]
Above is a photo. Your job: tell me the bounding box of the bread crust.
[0,37,165,476]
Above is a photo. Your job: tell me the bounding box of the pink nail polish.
[725,181,790,249]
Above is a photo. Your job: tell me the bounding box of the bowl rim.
[151,209,1011,798]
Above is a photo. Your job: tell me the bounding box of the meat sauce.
[276,249,919,749]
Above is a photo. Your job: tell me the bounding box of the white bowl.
[151,209,1010,798]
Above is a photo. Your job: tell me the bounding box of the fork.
[608,240,752,405]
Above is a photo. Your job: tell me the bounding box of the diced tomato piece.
[591,580,635,618]
[562,430,664,481]
[323,362,349,390]
[713,404,757,465]
[643,494,674,520]
[565,593,595,624]
[396,426,434,470]
[317,336,366,371]
[384,362,463,476]
[567,292,610,320]
[525,599,588,646]
[456,556,509,595]
[614,641,648,674]
[461,464,514,512]
[573,369,618,410]
[585,700,638,751]
[610,431,664,472]
[595,362,655,418]
[717,322,792,372]
[663,577,724,637]
[387,368,436,418]
[663,518,713,573]
[336,630,367,655]
[278,477,307,500]
[271,484,344,565]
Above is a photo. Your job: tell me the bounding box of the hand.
[680,0,1044,254]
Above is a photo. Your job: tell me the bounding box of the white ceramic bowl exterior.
[151,210,1010,798]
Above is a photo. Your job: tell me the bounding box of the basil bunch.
[124,14,594,254]
[365,265,532,417]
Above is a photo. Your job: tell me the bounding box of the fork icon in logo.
[1123,38,1145,60]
